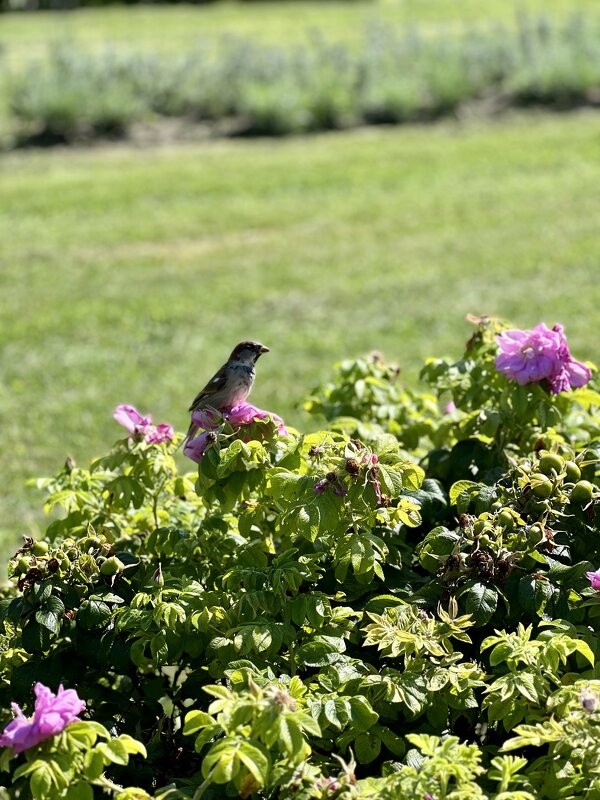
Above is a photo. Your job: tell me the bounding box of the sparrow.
[183,340,270,444]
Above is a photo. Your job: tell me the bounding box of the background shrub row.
[5,14,600,144]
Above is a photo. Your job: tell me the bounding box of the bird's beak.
[259,345,270,354]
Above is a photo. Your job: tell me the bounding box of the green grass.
[1,111,600,561]
[2,0,600,67]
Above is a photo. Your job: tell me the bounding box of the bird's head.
[229,341,270,364]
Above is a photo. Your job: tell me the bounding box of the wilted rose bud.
[345,458,360,476]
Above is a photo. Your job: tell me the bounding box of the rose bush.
[0,316,599,799]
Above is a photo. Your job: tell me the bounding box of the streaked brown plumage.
[184,341,269,444]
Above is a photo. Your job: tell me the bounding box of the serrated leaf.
[573,639,595,667]
[348,696,378,730]
[296,638,343,667]
[77,598,111,630]
[277,716,303,756]
[237,740,270,785]
[99,738,129,766]
[512,673,539,704]
[518,576,555,617]
[117,734,147,757]
[377,725,405,757]
[449,480,479,505]
[184,711,216,736]
[30,582,52,605]
[35,595,65,634]
[354,731,381,764]
[463,582,498,625]
[21,620,52,653]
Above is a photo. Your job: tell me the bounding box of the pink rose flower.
[586,568,600,590]
[183,431,217,464]
[113,404,153,435]
[226,403,288,435]
[0,683,85,754]
[144,423,175,444]
[113,405,174,445]
[495,324,562,385]
[184,402,287,463]
[547,324,592,395]
[495,323,591,394]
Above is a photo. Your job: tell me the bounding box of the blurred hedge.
[5,14,600,145]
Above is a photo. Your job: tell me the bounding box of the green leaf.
[295,504,321,542]
[30,581,52,604]
[378,464,404,497]
[418,526,460,572]
[462,581,498,625]
[402,463,425,492]
[30,763,54,800]
[106,475,145,509]
[511,673,539,704]
[322,698,343,730]
[277,716,303,756]
[77,598,112,630]
[66,783,94,800]
[203,739,239,784]
[354,731,381,764]
[21,619,52,653]
[449,480,478,506]
[296,637,344,667]
[202,738,270,786]
[237,740,270,785]
[572,639,595,667]
[84,749,105,780]
[518,575,556,617]
[266,469,307,500]
[348,696,379,730]
[184,711,216,736]
[377,725,405,757]
[98,738,129,766]
[150,631,169,665]
[117,734,147,757]
[35,594,65,634]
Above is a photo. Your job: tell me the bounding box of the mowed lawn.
[2,0,600,66]
[2,111,600,560]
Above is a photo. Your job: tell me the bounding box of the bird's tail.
[175,420,198,453]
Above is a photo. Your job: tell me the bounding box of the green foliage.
[1,317,600,798]
[7,14,600,143]
[0,719,148,800]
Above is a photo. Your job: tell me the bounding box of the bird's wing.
[188,365,228,412]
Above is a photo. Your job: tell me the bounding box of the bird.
[183,341,270,445]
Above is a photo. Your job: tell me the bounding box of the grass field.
[2,110,600,561]
[2,0,600,67]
